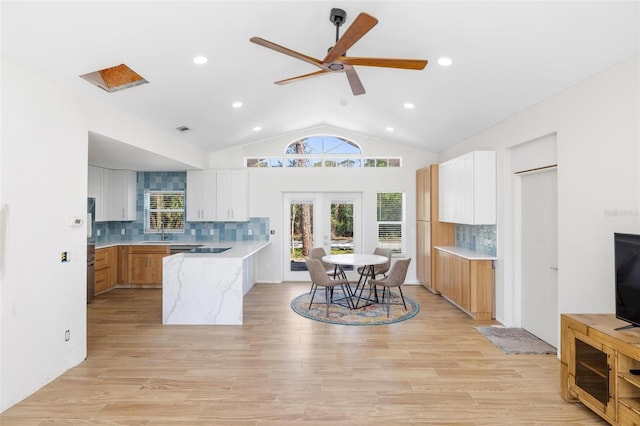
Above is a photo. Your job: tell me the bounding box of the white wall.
[0,58,207,412]
[208,126,438,284]
[440,57,640,327]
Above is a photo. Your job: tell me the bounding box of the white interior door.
[283,192,361,282]
[520,168,558,346]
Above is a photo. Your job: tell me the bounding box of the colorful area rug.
[475,326,557,354]
[290,289,419,326]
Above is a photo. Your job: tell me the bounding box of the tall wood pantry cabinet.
[416,165,455,292]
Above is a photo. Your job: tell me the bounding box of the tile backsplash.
[94,171,269,243]
[455,224,497,256]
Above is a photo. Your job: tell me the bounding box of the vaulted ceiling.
[3,1,638,169]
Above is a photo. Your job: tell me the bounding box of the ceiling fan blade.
[323,12,378,64]
[274,69,331,85]
[344,65,365,96]
[250,37,326,70]
[340,57,428,70]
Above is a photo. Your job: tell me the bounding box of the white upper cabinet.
[186,170,217,222]
[216,170,249,222]
[88,167,136,221]
[109,170,137,221]
[439,151,496,225]
[88,166,107,222]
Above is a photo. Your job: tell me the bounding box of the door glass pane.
[289,202,314,271]
[331,202,354,254]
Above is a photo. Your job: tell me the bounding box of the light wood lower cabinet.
[94,246,117,295]
[127,245,170,288]
[561,314,640,425]
[435,248,493,320]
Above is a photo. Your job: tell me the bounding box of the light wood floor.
[2,283,605,425]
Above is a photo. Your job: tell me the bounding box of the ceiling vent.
[80,63,148,93]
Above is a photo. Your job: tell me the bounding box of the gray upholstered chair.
[305,257,352,317]
[310,247,335,275]
[368,258,411,317]
[357,247,392,280]
[308,247,336,293]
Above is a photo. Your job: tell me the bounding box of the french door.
[283,192,362,281]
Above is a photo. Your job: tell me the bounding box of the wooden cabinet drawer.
[94,268,110,294]
[128,245,170,255]
[95,247,110,269]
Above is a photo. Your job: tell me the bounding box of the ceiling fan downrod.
[330,8,346,44]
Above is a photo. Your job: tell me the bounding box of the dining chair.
[357,247,392,279]
[368,258,411,317]
[310,247,336,274]
[355,247,392,303]
[308,247,337,293]
[305,257,352,317]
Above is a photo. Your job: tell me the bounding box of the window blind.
[145,190,185,232]
[376,192,404,253]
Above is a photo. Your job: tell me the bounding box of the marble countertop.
[96,240,270,260]
[434,246,497,261]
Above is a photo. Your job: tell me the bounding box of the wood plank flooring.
[1,283,605,425]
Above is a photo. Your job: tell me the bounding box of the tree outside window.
[145,190,185,233]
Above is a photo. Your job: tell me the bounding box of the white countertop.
[177,240,270,260]
[96,240,270,260]
[434,246,497,261]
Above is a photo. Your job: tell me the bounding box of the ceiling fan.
[250,8,428,96]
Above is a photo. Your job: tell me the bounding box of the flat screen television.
[615,232,640,329]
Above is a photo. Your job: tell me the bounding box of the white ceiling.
[3,1,639,170]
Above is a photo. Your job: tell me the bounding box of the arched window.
[245,135,400,168]
[285,135,361,155]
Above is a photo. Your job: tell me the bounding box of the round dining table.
[322,253,389,308]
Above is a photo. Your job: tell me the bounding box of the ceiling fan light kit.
[250,8,427,96]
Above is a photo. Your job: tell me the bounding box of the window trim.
[144,190,185,234]
[375,191,406,255]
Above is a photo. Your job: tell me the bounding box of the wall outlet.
[120,228,125,235]
[209,229,214,235]
[96,229,101,237]
[248,229,253,236]
[191,229,196,235]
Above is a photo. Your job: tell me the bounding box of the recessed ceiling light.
[232,101,243,108]
[252,126,262,132]
[437,57,453,66]
[403,102,415,109]
[385,126,395,132]
[193,56,208,65]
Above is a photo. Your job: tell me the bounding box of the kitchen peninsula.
[162,240,270,325]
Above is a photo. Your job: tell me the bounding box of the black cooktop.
[189,247,231,254]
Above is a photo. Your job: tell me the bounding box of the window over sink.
[144,190,185,233]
